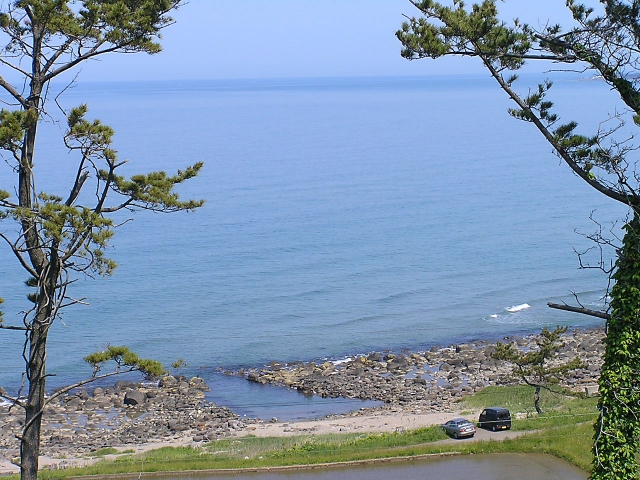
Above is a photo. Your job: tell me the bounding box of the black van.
[478,407,511,431]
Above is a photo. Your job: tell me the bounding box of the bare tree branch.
[548,302,611,319]
[0,233,38,278]
[0,325,29,331]
[0,76,27,107]
[44,369,137,406]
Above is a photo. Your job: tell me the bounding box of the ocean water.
[0,75,627,419]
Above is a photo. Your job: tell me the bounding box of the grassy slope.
[10,385,599,479]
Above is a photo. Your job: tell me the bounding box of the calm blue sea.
[0,74,627,419]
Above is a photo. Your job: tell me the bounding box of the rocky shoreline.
[0,326,604,471]
[236,326,604,412]
[0,375,247,464]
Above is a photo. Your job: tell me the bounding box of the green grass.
[461,385,599,430]
[8,385,602,479]
[85,448,118,457]
[37,422,594,479]
[33,428,450,478]
[87,447,135,457]
[462,384,566,413]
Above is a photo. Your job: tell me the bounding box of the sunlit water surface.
[0,75,624,419]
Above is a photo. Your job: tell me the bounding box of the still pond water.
[161,453,586,480]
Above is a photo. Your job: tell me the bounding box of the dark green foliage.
[0,110,29,153]
[493,327,583,413]
[397,0,640,203]
[104,162,205,212]
[493,326,583,388]
[171,358,188,369]
[397,1,640,478]
[84,345,165,377]
[397,1,532,69]
[592,214,640,479]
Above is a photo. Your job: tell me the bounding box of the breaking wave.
[505,303,531,313]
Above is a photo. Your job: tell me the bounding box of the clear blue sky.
[79,1,590,81]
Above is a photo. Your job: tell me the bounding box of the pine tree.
[493,326,583,414]
[0,2,202,478]
[397,2,640,478]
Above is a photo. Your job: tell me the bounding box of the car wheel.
[453,432,458,439]
[492,425,497,432]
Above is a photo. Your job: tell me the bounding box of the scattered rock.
[237,327,605,411]
[0,327,605,467]
[159,375,178,387]
[0,376,244,460]
[123,389,146,406]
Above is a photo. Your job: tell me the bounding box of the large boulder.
[92,387,104,397]
[123,389,146,406]
[64,396,82,410]
[247,372,266,384]
[114,380,134,391]
[159,375,178,387]
[189,377,210,391]
[76,389,90,400]
[168,419,189,432]
[367,352,382,362]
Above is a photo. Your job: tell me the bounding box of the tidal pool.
[163,453,586,480]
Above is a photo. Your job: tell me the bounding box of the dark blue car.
[478,407,512,431]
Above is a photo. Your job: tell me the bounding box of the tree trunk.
[591,212,640,480]
[534,386,541,414]
[18,66,47,478]
[20,320,49,480]
[19,256,58,480]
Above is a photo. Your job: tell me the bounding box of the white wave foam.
[332,357,353,365]
[505,303,531,313]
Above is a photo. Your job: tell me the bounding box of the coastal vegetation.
[491,326,584,413]
[4,385,600,479]
[396,1,640,478]
[0,2,202,479]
